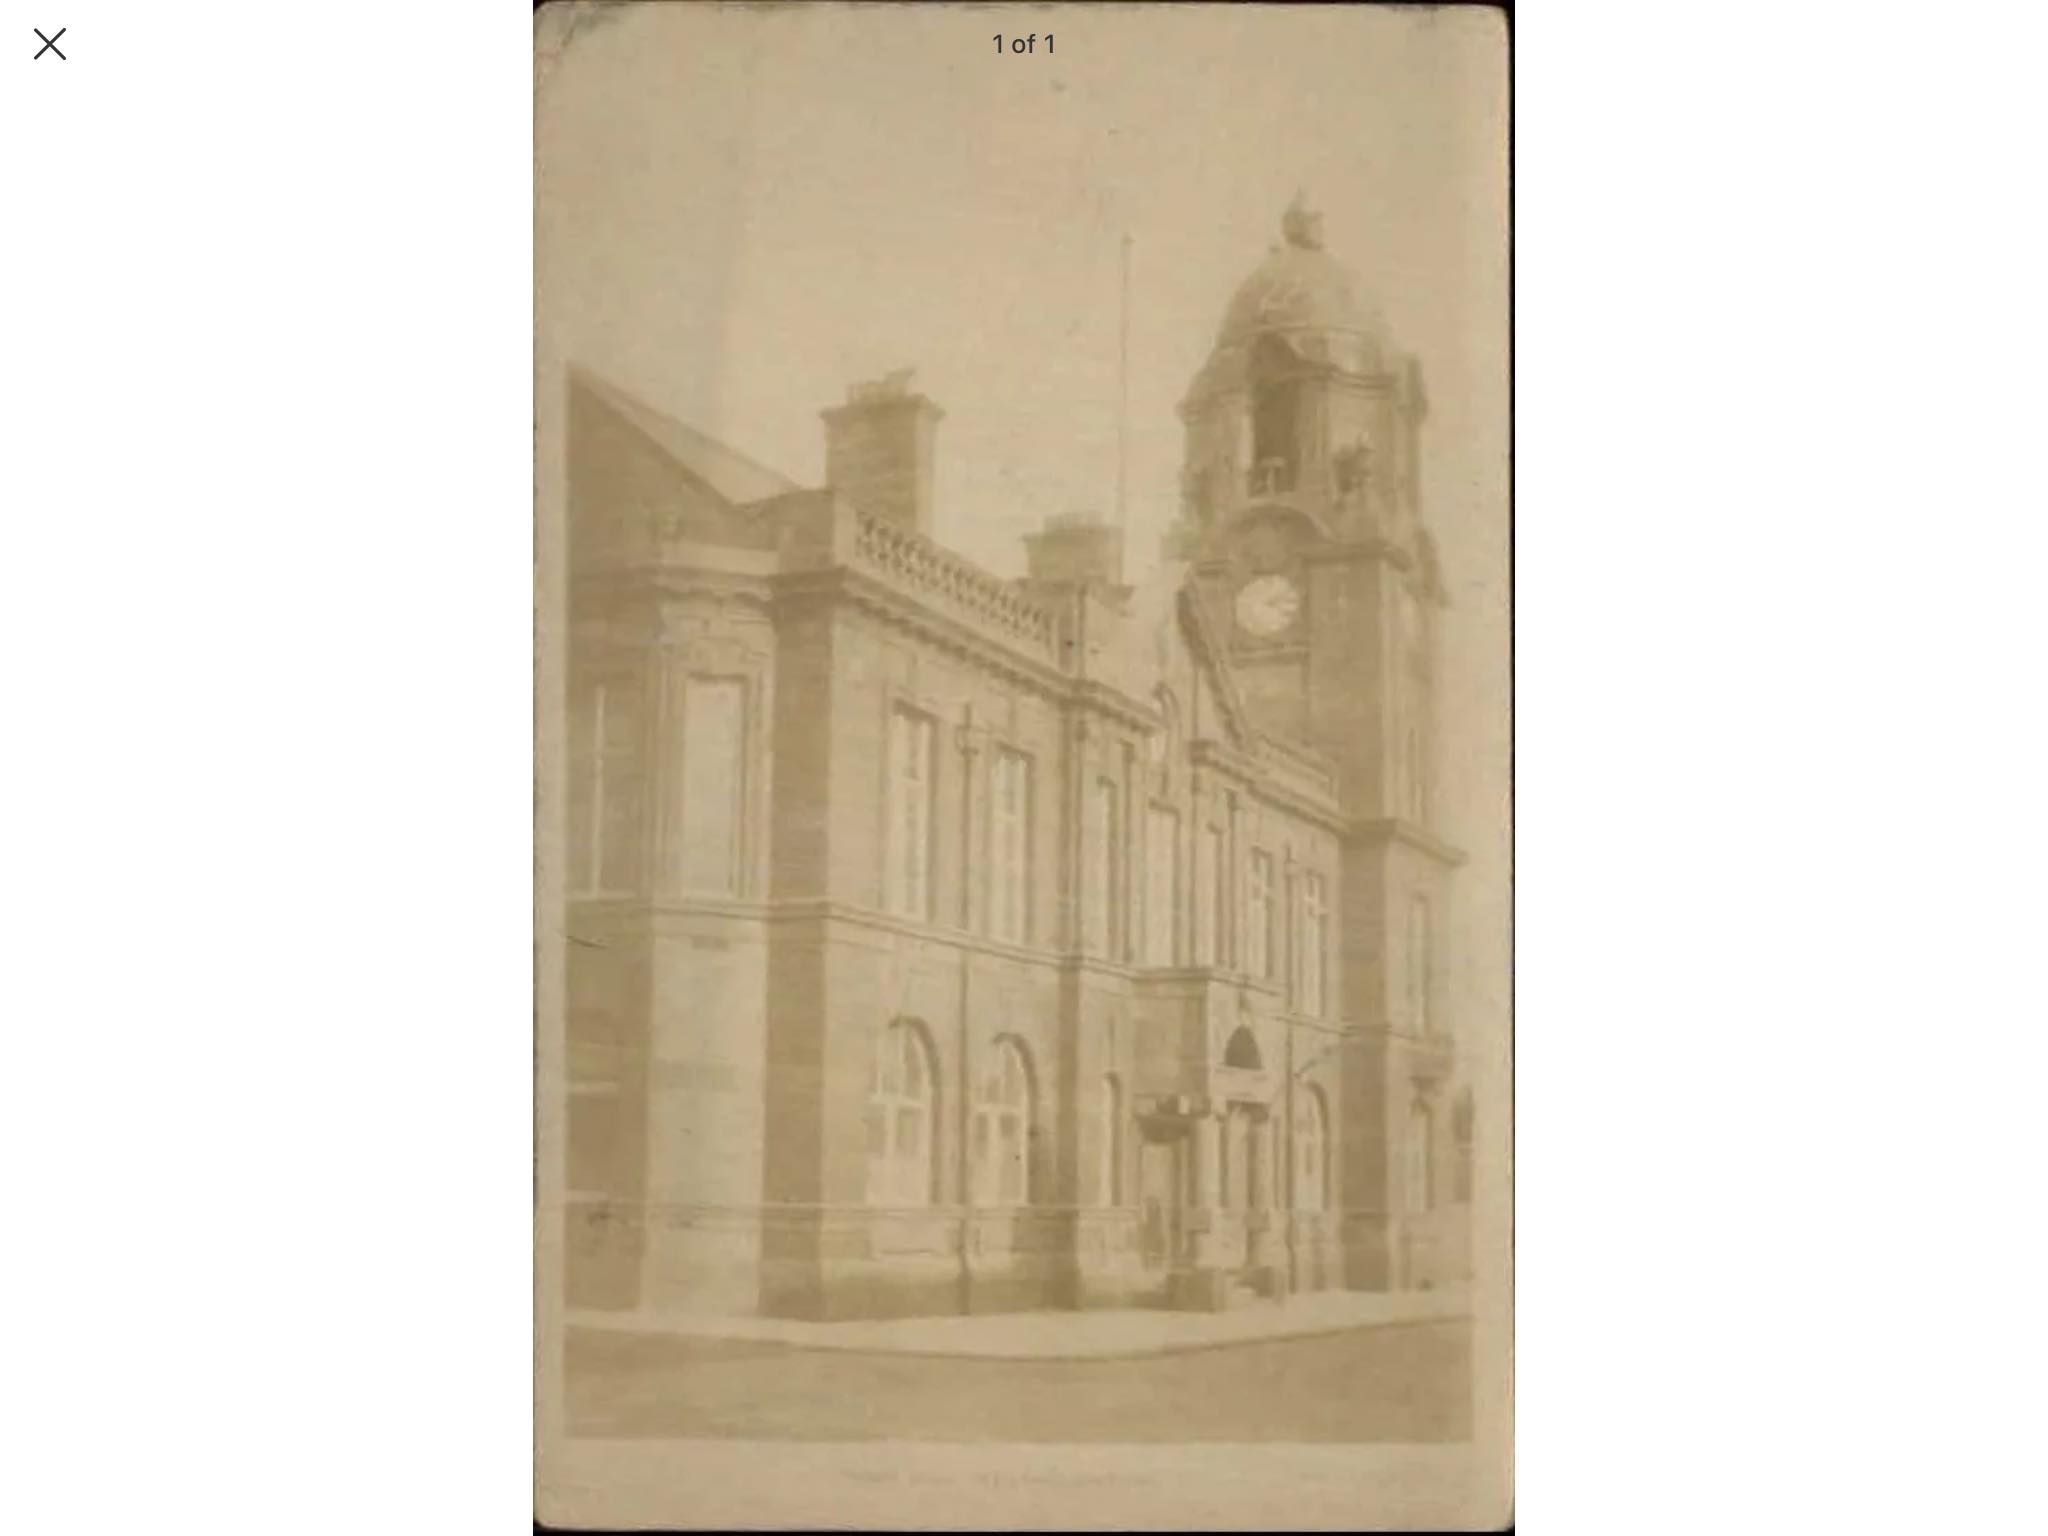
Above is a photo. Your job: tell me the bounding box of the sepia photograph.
[534,4,1510,1526]
[25,6,2048,1535]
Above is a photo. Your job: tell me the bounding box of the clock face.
[1235,574,1302,637]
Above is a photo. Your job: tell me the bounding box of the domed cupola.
[1173,192,1426,554]
[1213,193,1393,368]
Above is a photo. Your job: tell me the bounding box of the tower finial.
[1282,189,1324,250]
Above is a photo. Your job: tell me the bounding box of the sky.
[535,4,1509,963]
[537,4,1506,587]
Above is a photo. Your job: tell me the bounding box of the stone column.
[1187,1122,1212,1253]
[1191,1109,1219,1209]
[1246,1111,1274,1279]
[1187,1107,1224,1274]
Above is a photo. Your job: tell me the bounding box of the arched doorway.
[971,1036,1034,1207]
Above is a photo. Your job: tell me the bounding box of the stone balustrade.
[851,509,1056,657]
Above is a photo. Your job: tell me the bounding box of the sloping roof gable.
[570,366,800,506]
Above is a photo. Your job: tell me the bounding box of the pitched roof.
[571,366,800,506]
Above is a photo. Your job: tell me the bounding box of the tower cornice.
[1298,536,1415,569]
[1343,816,1466,867]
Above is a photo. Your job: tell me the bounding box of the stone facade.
[563,200,1472,1320]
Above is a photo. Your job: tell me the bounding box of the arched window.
[1406,1098,1435,1213]
[1404,723,1425,821]
[972,1037,1033,1207]
[866,1021,935,1207]
[1249,337,1301,495]
[1294,1086,1329,1212]
[1298,872,1328,1016]
[1099,1074,1124,1206]
[1144,805,1180,966]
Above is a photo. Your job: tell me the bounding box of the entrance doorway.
[1217,1102,1274,1277]
[1137,1129,1185,1276]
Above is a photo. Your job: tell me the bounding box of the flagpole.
[1117,231,1132,530]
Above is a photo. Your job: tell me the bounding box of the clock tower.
[1173,193,1467,1290]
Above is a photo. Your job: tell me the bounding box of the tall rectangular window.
[1407,895,1433,1032]
[576,678,643,896]
[1246,849,1274,980]
[1194,824,1224,965]
[991,749,1030,943]
[1212,825,1230,967]
[1099,1075,1123,1206]
[1282,870,1297,1000]
[887,707,936,920]
[1405,719,1426,822]
[677,677,745,895]
[567,1014,621,1200]
[1144,806,1179,967]
[1407,1101,1434,1212]
[1300,870,1328,1016]
[1088,777,1119,957]
[1251,380,1302,492]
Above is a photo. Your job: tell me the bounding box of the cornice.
[1178,354,1397,416]
[1344,816,1467,866]
[568,898,1389,1012]
[1250,727,1341,787]
[1188,737,1344,830]
[1068,678,1165,735]
[649,567,776,607]
[774,567,1170,736]
[758,897,1072,970]
[777,566,1068,696]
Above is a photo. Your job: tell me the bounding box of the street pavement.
[565,1317,1472,1441]
[566,1285,1468,1360]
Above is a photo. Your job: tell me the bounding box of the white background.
[5,4,2047,1532]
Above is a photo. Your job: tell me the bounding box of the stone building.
[563,199,1472,1320]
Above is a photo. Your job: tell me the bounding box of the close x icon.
[34,27,67,61]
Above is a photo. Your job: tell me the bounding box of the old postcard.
[535,4,1510,1527]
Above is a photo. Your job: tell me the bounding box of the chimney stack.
[821,369,943,537]
[1024,511,1125,590]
